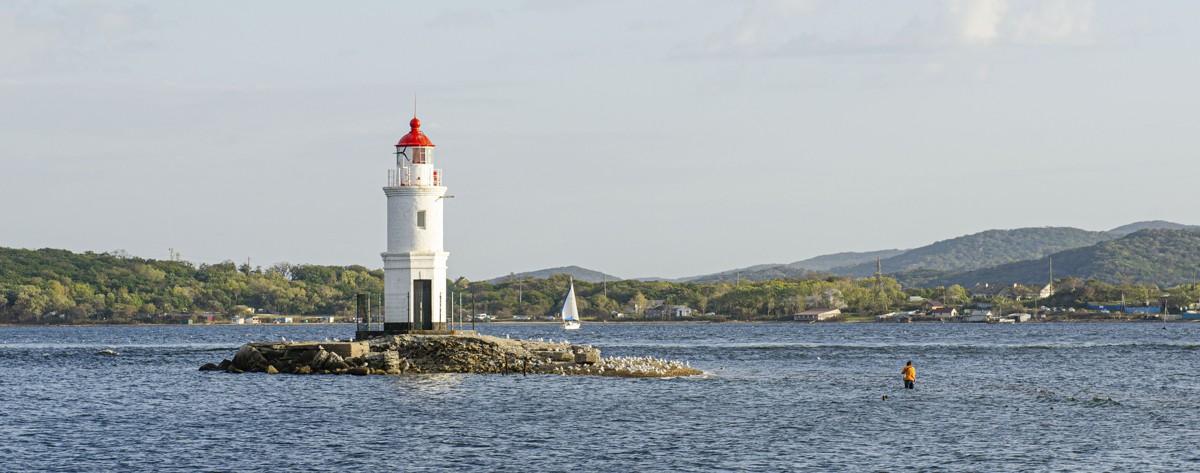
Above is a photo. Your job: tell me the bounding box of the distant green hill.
[0,247,382,322]
[786,249,906,271]
[683,265,814,284]
[1108,220,1200,236]
[834,227,1117,277]
[668,249,906,283]
[926,229,1200,287]
[490,266,620,284]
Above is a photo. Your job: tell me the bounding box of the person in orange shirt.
[901,360,915,389]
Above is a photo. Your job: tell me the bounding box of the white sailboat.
[561,278,582,330]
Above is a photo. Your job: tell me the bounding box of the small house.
[793,308,841,322]
[963,309,991,323]
[920,301,946,311]
[1039,283,1054,299]
[646,304,693,318]
[929,307,958,319]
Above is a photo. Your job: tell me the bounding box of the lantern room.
[390,117,442,187]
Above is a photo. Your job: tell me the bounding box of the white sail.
[561,280,581,330]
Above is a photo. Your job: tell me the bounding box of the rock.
[362,351,401,372]
[309,348,350,372]
[199,362,221,371]
[231,345,271,372]
[209,334,698,378]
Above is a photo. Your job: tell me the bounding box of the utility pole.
[1048,256,1054,297]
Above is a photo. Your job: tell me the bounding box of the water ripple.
[2,322,1199,471]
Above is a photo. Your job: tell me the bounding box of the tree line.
[0,248,381,323]
[3,247,1199,324]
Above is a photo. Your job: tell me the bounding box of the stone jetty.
[200,333,702,378]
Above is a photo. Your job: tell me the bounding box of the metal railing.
[387,168,443,187]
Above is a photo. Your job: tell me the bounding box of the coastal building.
[1039,283,1054,299]
[794,308,841,322]
[646,304,693,318]
[963,309,992,323]
[876,311,917,322]
[929,307,958,319]
[1008,313,1032,322]
[382,116,450,333]
[920,300,946,311]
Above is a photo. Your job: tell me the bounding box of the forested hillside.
[835,227,1116,277]
[456,273,905,319]
[490,265,620,284]
[0,248,381,323]
[683,265,814,284]
[670,249,905,284]
[6,227,1199,323]
[0,247,909,322]
[928,229,1200,287]
[786,249,906,271]
[1108,220,1200,236]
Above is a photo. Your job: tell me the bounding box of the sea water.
[1,322,1198,472]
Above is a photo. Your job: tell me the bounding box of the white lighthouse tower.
[382,116,449,332]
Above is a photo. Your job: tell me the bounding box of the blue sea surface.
[2,322,1199,472]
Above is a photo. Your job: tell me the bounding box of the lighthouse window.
[417,210,426,229]
[412,148,428,164]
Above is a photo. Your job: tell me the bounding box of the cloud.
[696,0,824,56]
[942,0,1008,45]
[1012,0,1094,45]
[0,1,156,77]
[429,8,495,28]
[681,0,1098,61]
[0,9,63,75]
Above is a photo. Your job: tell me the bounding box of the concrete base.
[356,329,477,341]
[384,322,449,332]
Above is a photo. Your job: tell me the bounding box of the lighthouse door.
[414,279,433,330]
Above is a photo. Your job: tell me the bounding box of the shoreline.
[2,318,1194,328]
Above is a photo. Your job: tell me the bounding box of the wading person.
[901,361,916,389]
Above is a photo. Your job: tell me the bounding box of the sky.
[2,0,1198,281]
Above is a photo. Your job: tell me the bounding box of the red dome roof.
[396,117,435,147]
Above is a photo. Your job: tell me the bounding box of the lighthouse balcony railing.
[387,168,443,187]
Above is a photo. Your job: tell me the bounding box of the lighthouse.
[382,116,449,332]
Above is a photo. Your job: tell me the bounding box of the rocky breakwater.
[200,333,703,378]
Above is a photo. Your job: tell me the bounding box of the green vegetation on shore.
[4,245,1200,325]
[0,248,381,323]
